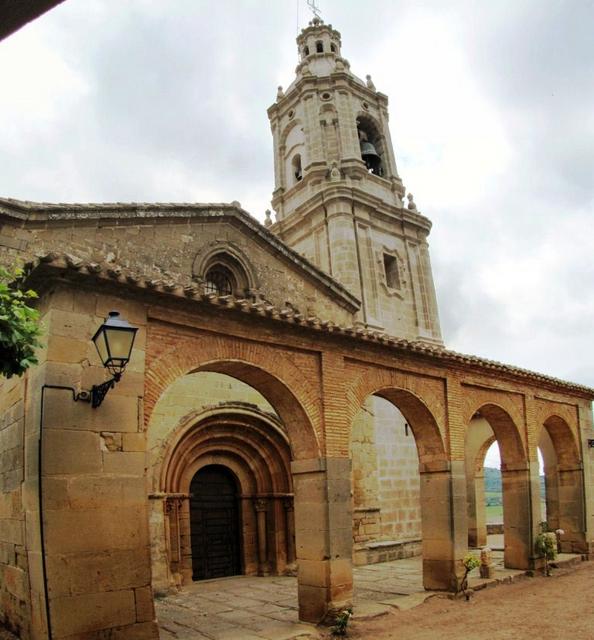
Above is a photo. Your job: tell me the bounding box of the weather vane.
[306,0,322,19]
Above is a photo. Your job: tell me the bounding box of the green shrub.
[0,266,42,378]
[535,531,557,576]
[331,608,353,636]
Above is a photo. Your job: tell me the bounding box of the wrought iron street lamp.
[90,310,138,407]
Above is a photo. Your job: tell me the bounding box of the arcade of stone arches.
[144,318,591,622]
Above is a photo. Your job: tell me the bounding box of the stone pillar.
[27,290,158,639]
[292,457,352,623]
[420,460,467,591]
[577,402,594,557]
[467,470,487,548]
[501,464,532,569]
[254,498,269,576]
[544,465,560,530]
[284,497,296,565]
[557,466,587,553]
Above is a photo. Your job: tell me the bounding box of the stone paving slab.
[155,553,584,639]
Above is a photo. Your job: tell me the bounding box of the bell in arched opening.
[360,140,382,175]
[358,127,383,176]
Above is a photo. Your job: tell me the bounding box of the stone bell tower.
[268,17,442,343]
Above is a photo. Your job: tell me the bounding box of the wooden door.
[190,465,241,580]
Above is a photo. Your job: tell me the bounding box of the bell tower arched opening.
[357,116,384,177]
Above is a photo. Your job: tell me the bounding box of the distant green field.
[485,502,547,525]
[485,505,503,523]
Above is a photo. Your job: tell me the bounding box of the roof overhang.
[23,253,594,401]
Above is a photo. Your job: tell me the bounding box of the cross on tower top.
[306,0,321,19]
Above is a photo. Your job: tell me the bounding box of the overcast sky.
[1,0,593,432]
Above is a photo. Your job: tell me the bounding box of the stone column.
[544,465,560,530]
[467,470,487,548]
[577,402,594,557]
[292,457,352,624]
[557,466,587,553]
[254,498,269,576]
[420,460,467,591]
[284,497,296,565]
[501,463,532,569]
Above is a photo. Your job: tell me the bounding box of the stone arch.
[468,403,526,469]
[346,367,456,591]
[475,434,496,472]
[540,414,580,469]
[153,407,295,588]
[192,240,259,292]
[160,407,292,495]
[537,414,585,552]
[346,368,447,470]
[145,334,321,460]
[356,112,386,177]
[280,118,304,151]
[281,120,306,188]
[465,404,529,568]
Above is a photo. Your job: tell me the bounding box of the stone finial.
[264,209,272,227]
[277,85,284,100]
[366,74,376,90]
[407,193,417,211]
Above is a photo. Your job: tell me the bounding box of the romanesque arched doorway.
[190,465,242,580]
[145,358,305,592]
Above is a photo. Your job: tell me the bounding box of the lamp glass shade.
[94,329,110,365]
[92,311,138,376]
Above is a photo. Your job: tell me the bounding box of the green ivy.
[0,265,42,378]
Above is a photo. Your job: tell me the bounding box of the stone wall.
[351,396,421,565]
[0,375,29,637]
[21,286,159,639]
[0,205,356,327]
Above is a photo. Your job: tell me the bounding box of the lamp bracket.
[90,378,117,409]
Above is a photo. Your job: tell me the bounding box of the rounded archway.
[347,374,451,591]
[464,403,530,570]
[144,337,322,462]
[155,407,294,589]
[537,414,585,552]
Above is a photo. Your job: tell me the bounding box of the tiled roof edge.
[21,252,594,399]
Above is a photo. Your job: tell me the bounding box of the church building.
[0,16,593,640]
